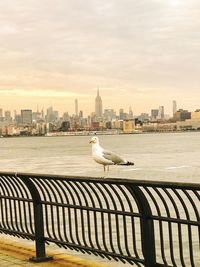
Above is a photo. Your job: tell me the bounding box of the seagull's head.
[89,136,99,144]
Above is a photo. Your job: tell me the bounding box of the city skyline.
[0,93,198,120]
[1,1,200,115]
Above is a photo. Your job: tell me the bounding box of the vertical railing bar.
[2,177,16,233]
[182,189,200,249]
[172,189,195,267]
[81,182,102,253]
[127,185,156,267]
[69,182,88,249]
[66,182,84,249]
[14,175,35,235]
[162,188,181,267]
[31,178,53,242]
[18,174,53,262]
[144,187,169,266]
[110,184,132,257]
[0,177,14,232]
[42,179,64,243]
[62,180,78,246]
[74,182,93,250]
[52,180,71,244]
[91,182,117,254]
[7,175,30,237]
[36,178,58,242]
[120,185,141,259]
[100,183,124,256]
[163,188,186,267]
[0,179,9,231]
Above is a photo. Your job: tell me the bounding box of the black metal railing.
[0,171,199,267]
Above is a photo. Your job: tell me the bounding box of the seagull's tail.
[120,161,134,166]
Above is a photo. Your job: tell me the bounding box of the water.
[1,132,200,266]
[0,132,200,183]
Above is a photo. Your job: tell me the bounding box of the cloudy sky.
[0,0,200,116]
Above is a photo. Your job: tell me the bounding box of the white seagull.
[89,136,134,173]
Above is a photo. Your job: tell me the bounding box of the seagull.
[89,136,134,173]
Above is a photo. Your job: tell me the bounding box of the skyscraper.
[173,100,177,116]
[158,106,164,119]
[75,99,78,116]
[21,109,32,124]
[95,89,103,118]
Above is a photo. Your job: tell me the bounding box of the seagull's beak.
[89,140,93,144]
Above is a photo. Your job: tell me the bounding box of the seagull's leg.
[107,165,109,172]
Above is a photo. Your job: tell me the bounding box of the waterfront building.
[123,119,135,133]
[174,109,191,121]
[191,109,200,120]
[95,89,103,118]
[21,109,32,124]
[112,119,123,130]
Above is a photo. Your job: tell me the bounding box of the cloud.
[0,0,200,114]
[0,88,91,98]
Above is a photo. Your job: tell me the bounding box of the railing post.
[18,174,53,262]
[128,185,157,267]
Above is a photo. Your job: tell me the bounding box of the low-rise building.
[123,119,135,133]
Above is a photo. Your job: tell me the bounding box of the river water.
[0,132,200,266]
[0,132,200,183]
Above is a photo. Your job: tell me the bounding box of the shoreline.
[1,129,200,138]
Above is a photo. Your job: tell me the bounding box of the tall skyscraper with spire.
[95,88,103,118]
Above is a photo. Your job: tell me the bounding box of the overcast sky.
[0,0,200,116]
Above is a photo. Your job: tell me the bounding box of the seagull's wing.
[102,149,125,164]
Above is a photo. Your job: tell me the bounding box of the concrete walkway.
[0,237,108,267]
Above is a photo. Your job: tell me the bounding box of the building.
[103,109,116,121]
[151,109,159,120]
[174,109,191,121]
[138,113,149,122]
[158,106,164,120]
[21,110,32,124]
[128,107,133,119]
[75,99,78,116]
[4,110,12,122]
[46,106,58,123]
[95,89,103,118]
[173,100,177,116]
[191,109,200,120]
[119,109,128,120]
[123,119,135,133]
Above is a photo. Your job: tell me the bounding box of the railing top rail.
[0,171,199,190]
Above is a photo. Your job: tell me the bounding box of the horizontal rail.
[0,171,199,266]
